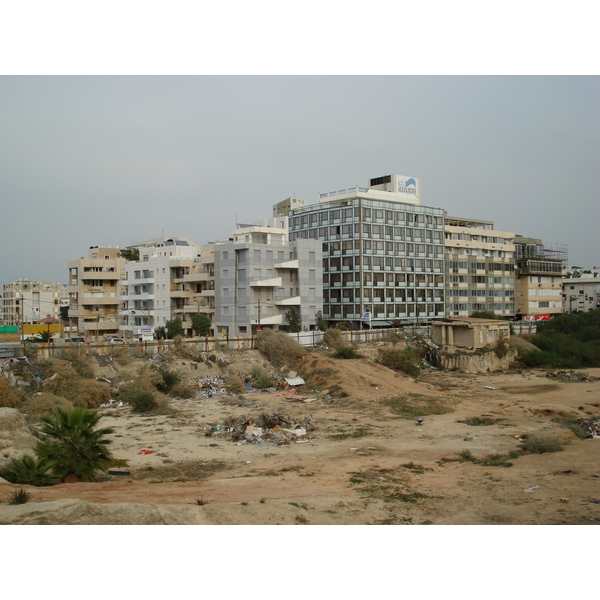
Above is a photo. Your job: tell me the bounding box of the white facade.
[563,276,600,313]
[119,237,203,338]
[214,219,323,336]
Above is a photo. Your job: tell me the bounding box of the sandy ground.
[1,348,599,525]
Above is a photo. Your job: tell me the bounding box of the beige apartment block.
[1,280,62,326]
[182,243,215,334]
[68,247,126,340]
[444,215,516,318]
[514,237,567,321]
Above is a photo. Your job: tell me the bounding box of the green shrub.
[224,374,246,394]
[7,489,32,504]
[322,328,344,348]
[378,347,422,377]
[0,455,56,487]
[171,382,197,399]
[154,367,180,393]
[254,329,306,370]
[460,449,474,461]
[333,345,359,359]
[251,367,275,389]
[520,436,564,454]
[494,336,510,358]
[35,406,115,482]
[130,392,158,413]
[522,310,600,368]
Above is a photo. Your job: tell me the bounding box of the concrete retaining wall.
[436,349,518,373]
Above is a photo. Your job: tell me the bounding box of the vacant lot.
[1,347,599,525]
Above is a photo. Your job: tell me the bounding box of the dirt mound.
[298,352,436,400]
[0,407,39,469]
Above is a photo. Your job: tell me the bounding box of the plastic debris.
[523,485,539,493]
[207,412,314,445]
[137,449,154,455]
[482,386,497,390]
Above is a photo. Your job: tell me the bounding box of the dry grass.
[254,329,306,370]
[21,392,74,415]
[0,377,26,408]
[74,380,112,408]
[224,374,246,394]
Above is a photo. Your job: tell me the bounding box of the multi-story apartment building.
[1,279,63,326]
[286,174,446,327]
[214,218,323,336]
[68,247,126,339]
[514,236,567,321]
[563,275,600,313]
[119,237,206,339]
[444,215,516,318]
[181,242,215,335]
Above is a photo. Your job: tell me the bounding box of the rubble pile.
[547,370,598,382]
[206,412,314,445]
[576,417,600,439]
[196,375,227,399]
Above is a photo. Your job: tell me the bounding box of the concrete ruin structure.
[431,317,510,351]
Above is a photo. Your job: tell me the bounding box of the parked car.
[106,337,124,343]
[64,337,85,343]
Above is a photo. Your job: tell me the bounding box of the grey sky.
[1,75,598,285]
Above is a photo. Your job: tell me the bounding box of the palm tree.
[0,454,56,487]
[35,406,115,483]
[39,330,54,343]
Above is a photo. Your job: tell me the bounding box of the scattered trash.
[284,395,316,403]
[547,370,598,383]
[574,417,600,439]
[523,485,539,493]
[416,417,424,425]
[464,436,473,441]
[245,460,252,464]
[482,386,497,390]
[284,376,305,386]
[560,498,569,503]
[137,449,154,455]
[208,412,314,446]
[108,469,130,476]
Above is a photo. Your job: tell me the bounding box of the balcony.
[181,305,214,314]
[170,288,192,298]
[127,293,154,301]
[184,272,212,283]
[250,277,282,287]
[274,259,299,269]
[273,296,301,306]
[258,314,284,325]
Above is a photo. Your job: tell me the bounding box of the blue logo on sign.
[398,177,417,195]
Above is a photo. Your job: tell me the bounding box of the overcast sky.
[1,75,598,284]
